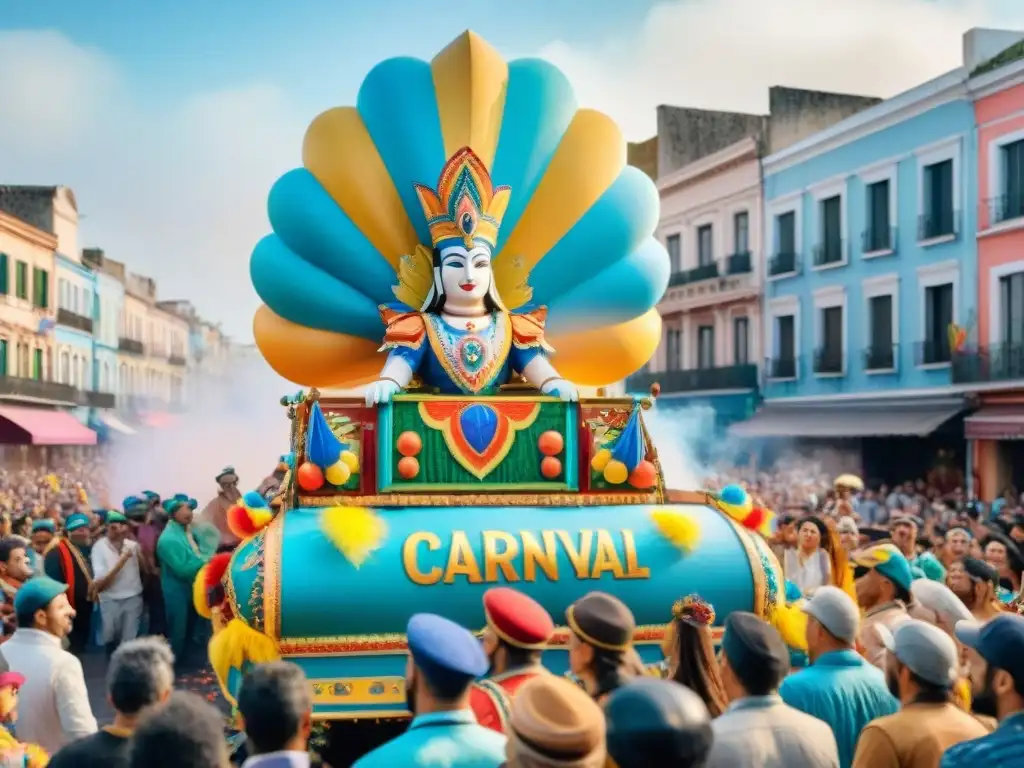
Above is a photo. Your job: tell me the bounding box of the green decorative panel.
[377,396,578,492]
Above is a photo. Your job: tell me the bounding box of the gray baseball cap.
[801,586,859,644]
[876,619,958,688]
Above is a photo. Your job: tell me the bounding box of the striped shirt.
[940,711,1024,767]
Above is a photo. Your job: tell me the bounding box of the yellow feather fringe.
[193,563,212,619]
[650,509,701,553]
[392,244,435,310]
[320,506,388,567]
[772,599,808,652]
[208,618,281,707]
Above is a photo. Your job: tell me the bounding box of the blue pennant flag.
[610,405,645,473]
[305,402,343,468]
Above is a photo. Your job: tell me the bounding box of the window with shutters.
[733,317,749,365]
[814,196,843,266]
[865,180,892,252]
[0,253,8,296]
[666,234,681,274]
[697,225,713,267]
[1000,272,1024,347]
[772,315,796,378]
[867,295,895,370]
[1000,139,1024,222]
[15,262,27,300]
[697,325,715,369]
[922,159,955,239]
[665,328,682,370]
[815,305,844,374]
[733,212,749,254]
[923,283,953,364]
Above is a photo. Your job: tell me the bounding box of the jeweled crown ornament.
[413,147,511,251]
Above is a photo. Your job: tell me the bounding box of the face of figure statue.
[439,246,492,308]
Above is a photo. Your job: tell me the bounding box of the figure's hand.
[542,378,579,402]
[365,378,402,407]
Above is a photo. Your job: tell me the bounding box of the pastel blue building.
[733,66,978,476]
[54,252,97,393]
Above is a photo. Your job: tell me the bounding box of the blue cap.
[13,577,68,617]
[140,490,160,502]
[854,544,914,592]
[30,519,56,535]
[955,614,1024,683]
[65,513,90,533]
[123,495,147,513]
[407,614,487,692]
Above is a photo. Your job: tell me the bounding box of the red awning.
[0,406,97,445]
[965,406,1024,441]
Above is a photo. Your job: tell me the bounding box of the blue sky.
[1,0,1022,342]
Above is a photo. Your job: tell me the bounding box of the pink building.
[964,52,1024,500]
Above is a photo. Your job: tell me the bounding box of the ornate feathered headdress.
[413,147,511,252]
[672,594,716,627]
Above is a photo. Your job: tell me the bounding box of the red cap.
[483,587,554,649]
[0,672,25,690]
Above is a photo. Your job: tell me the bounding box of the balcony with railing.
[768,251,798,277]
[56,308,93,334]
[952,343,1024,384]
[812,239,845,268]
[862,226,897,255]
[863,343,897,372]
[917,210,960,242]
[626,364,758,394]
[915,338,951,366]
[118,337,145,355]
[726,251,752,275]
[767,356,798,380]
[813,347,844,375]
[985,194,1024,228]
[0,375,80,404]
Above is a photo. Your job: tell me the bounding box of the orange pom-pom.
[537,431,564,456]
[227,505,261,540]
[397,431,422,457]
[296,461,324,491]
[628,460,657,489]
[540,456,562,479]
[397,456,420,479]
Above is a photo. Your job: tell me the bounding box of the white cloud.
[0,30,303,341]
[538,0,1024,140]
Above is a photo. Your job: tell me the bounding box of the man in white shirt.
[90,511,144,655]
[0,576,97,753]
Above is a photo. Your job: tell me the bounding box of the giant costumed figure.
[197,33,805,742]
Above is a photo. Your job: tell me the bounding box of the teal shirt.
[779,649,899,768]
[353,710,506,768]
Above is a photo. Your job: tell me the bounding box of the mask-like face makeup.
[439,246,492,305]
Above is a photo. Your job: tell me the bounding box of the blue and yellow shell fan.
[250,31,668,387]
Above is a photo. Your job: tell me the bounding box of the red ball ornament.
[296,461,325,491]
[628,460,657,489]
[397,456,420,479]
[540,456,562,479]
[537,430,564,456]
[397,431,422,457]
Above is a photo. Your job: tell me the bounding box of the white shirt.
[91,537,143,601]
[785,548,831,597]
[0,628,98,753]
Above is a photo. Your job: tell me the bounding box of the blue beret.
[407,614,487,689]
[65,513,90,532]
[31,519,55,534]
[14,577,68,617]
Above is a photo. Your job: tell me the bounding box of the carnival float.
[195,30,800,722]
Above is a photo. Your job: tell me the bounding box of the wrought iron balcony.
[625,364,758,394]
[768,357,798,379]
[915,339,951,366]
[0,375,80,404]
[952,343,1024,384]
[812,239,845,267]
[863,343,897,371]
[86,390,116,409]
[726,251,752,275]
[862,226,896,254]
[688,262,719,282]
[169,354,188,366]
[768,251,798,277]
[118,337,145,355]
[667,270,689,287]
[813,347,844,374]
[917,210,960,241]
[56,308,93,334]
[986,195,1024,226]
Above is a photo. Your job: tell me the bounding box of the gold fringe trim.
[298,491,672,508]
[263,513,284,640]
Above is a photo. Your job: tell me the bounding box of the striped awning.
[965,406,1024,441]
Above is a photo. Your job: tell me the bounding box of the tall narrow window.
[922,159,955,238]
[697,325,715,369]
[733,317,749,365]
[666,234,681,273]
[923,283,954,363]
[1002,139,1024,221]
[865,180,891,252]
[733,212,749,254]
[697,225,713,267]
[867,295,894,369]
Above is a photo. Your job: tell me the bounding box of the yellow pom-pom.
[772,600,808,652]
[603,459,628,485]
[650,509,701,553]
[591,448,611,472]
[320,506,388,567]
[193,564,212,619]
[340,450,360,473]
[325,460,352,486]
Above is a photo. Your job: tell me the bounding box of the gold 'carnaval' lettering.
[403,529,650,585]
